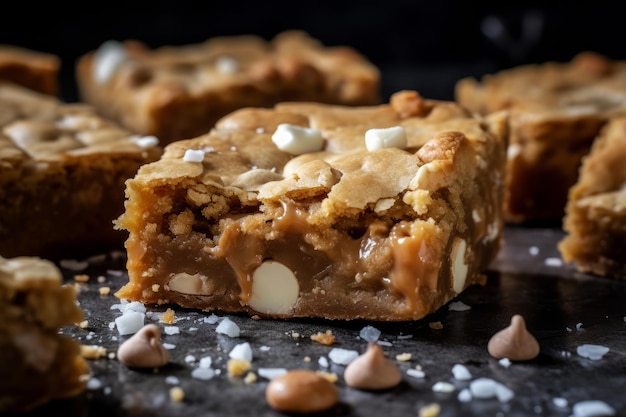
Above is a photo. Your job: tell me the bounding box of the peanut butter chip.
[343,343,402,390]
[265,369,338,413]
[487,315,540,361]
[117,324,170,368]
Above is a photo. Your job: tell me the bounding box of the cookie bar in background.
[75,30,381,145]
[0,45,60,96]
[559,116,626,279]
[0,255,90,413]
[115,90,507,321]
[0,82,162,259]
[455,52,626,223]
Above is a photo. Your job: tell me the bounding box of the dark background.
[3,1,626,102]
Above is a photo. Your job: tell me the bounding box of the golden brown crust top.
[0,45,60,96]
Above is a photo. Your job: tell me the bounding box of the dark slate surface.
[14,225,626,417]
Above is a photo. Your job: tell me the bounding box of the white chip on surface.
[448,301,471,312]
[114,311,145,336]
[432,381,455,393]
[198,356,213,369]
[359,325,382,342]
[545,257,563,267]
[93,40,128,84]
[571,400,616,417]
[364,126,407,151]
[451,364,472,381]
[469,378,498,399]
[183,149,206,162]
[165,376,180,385]
[495,383,515,403]
[271,123,324,155]
[458,388,472,402]
[499,358,512,368]
[164,326,180,335]
[553,397,568,408]
[258,368,288,380]
[191,367,216,381]
[318,356,329,368]
[229,342,253,362]
[215,317,240,338]
[328,348,359,365]
[576,344,610,360]
[406,368,425,379]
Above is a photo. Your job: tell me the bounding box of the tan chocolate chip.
[343,343,401,390]
[265,369,338,413]
[487,314,540,361]
[117,324,169,368]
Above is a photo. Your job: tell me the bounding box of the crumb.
[108,352,116,360]
[161,308,176,324]
[396,353,412,362]
[418,402,441,417]
[169,386,185,402]
[81,344,108,359]
[99,286,111,296]
[244,372,258,384]
[227,359,251,376]
[74,274,90,283]
[151,284,160,292]
[251,315,261,321]
[97,275,106,283]
[429,321,444,330]
[303,356,311,363]
[316,371,338,383]
[310,330,335,345]
[77,320,89,329]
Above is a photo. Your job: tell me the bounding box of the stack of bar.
[0,82,162,259]
[75,30,381,144]
[455,52,626,223]
[558,116,626,279]
[114,90,508,321]
[0,255,90,413]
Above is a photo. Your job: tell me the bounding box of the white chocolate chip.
[451,238,468,294]
[271,123,324,155]
[93,40,128,84]
[167,273,210,294]
[364,126,407,151]
[183,149,206,162]
[507,143,522,160]
[248,261,299,314]
[215,56,239,74]
[129,135,159,148]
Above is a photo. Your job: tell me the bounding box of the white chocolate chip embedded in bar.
[93,40,128,84]
[271,123,324,155]
[365,126,407,151]
[451,238,469,294]
[183,149,206,162]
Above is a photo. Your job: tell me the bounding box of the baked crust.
[0,82,162,258]
[76,30,380,145]
[455,52,626,222]
[0,45,60,96]
[558,116,626,279]
[0,255,90,413]
[115,90,507,321]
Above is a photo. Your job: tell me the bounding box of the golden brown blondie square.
[559,116,626,279]
[76,30,381,145]
[0,255,90,413]
[0,82,162,258]
[0,44,60,96]
[455,52,626,223]
[114,90,507,321]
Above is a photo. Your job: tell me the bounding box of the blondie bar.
[0,82,162,259]
[0,44,60,96]
[455,52,626,223]
[115,90,507,321]
[76,30,380,145]
[0,255,90,413]
[558,116,626,279]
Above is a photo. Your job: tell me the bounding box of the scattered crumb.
[161,308,176,324]
[316,371,338,383]
[395,353,412,362]
[310,330,335,345]
[303,356,311,363]
[97,275,107,283]
[227,359,251,376]
[99,287,111,296]
[244,372,257,384]
[251,315,261,321]
[77,320,89,329]
[407,368,425,379]
[290,331,301,339]
[169,386,185,403]
[74,274,90,283]
[81,345,108,359]
[151,284,160,292]
[544,257,563,267]
[429,321,444,330]
[418,402,441,417]
[107,352,116,360]
[448,301,471,312]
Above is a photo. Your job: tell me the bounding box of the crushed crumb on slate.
[571,400,616,417]
[448,301,471,312]
[215,317,240,337]
[229,342,253,362]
